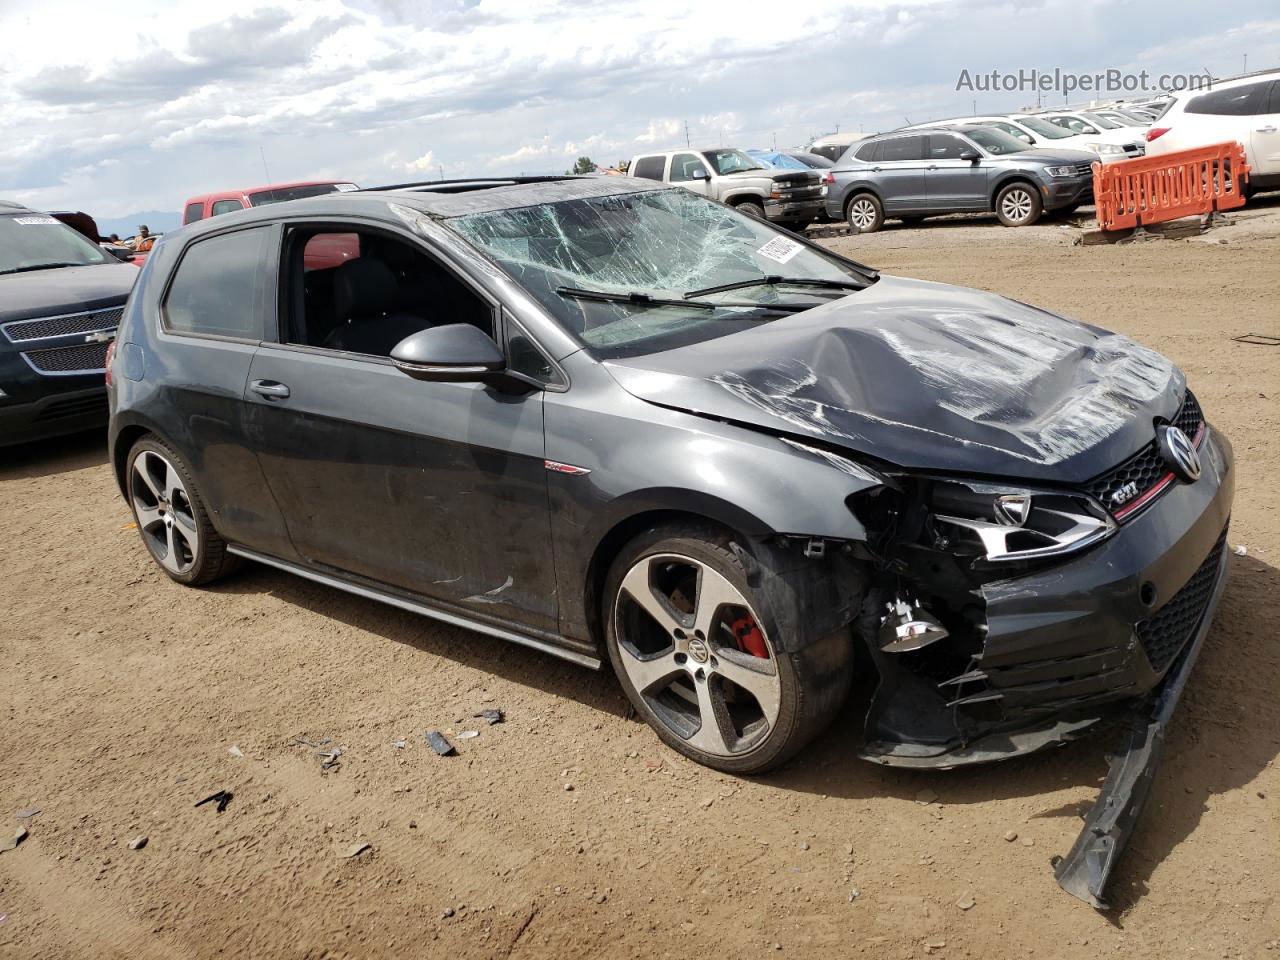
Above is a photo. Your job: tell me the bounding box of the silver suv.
[824,125,1096,232]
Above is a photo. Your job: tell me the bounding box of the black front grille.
[1137,529,1228,673]
[1074,163,1094,176]
[22,341,110,373]
[1082,390,1205,517]
[3,307,123,343]
[781,186,823,200]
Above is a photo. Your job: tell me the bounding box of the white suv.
[1145,71,1280,190]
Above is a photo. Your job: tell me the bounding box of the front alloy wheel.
[614,553,782,758]
[995,183,1042,226]
[604,525,855,774]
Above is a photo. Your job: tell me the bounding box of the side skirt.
[226,545,603,670]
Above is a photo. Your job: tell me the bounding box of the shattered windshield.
[449,188,872,359]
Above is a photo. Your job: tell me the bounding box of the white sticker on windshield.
[334,183,359,192]
[13,216,59,225]
[756,236,803,264]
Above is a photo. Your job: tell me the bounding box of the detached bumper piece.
[1055,537,1229,909]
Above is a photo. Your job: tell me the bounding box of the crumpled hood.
[605,274,1184,484]
[0,262,137,323]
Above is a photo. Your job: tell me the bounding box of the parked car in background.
[807,132,868,163]
[907,114,1139,162]
[629,148,824,229]
[0,201,138,446]
[1090,108,1152,129]
[826,125,1095,231]
[107,174,1233,908]
[181,180,360,225]
[1035,111,1146,154]
[1145,70,1280,193]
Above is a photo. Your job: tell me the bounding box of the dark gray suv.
[825,125,1096,232]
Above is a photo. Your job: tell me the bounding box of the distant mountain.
[94,210,181,239]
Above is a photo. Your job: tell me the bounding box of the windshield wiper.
[684,275,865,299]
[0,262,85,275]
[558,286,716,310]
[556,285,812,313]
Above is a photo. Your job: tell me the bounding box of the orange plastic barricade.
[1092,141,1250,231]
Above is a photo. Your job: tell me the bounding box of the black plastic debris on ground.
[474,709,504,726]
[195,790,233,813]
[1232,333,1280,346]
[425,731,456,756]
[290,735,332,749]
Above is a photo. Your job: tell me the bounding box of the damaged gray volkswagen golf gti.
[109,176,1232,906]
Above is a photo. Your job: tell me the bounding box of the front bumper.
[861,426,1234,766]
[1043,176,1094,210]
[0,384,109,447]
[763,198,824,223]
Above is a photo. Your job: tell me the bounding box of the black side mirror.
[958,148,980,162]
[391,324,505,383]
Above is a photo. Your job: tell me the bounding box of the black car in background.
[108,176,1232,907]
[1,200,138,446]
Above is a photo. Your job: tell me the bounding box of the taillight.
[1146,127,1170,142]
[821,172,835,185]
[104,339,116,387]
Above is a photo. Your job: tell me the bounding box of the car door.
[242,220,560,632]
[1250,80,1280,176]
[924,133,989,210]
[152,223,296,559]
[872,135,929,212]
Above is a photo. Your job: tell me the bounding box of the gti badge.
[1157,425,1201,483]
[993,494,1032,526]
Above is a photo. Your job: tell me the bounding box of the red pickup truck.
[180,180,361,269]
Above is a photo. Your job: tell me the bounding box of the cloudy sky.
[2,0,1277,224]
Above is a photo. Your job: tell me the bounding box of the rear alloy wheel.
[995,182,1042,226]
[846,193,884,233]
[605,526,854,774]
[127,437,237,586]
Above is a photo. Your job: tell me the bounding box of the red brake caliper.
[728,614,769,659]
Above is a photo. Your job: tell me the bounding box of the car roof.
[184,180,351,205]
[0,199,35,215]
[173,176,671,238]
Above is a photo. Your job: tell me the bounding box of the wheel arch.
[990,174,1041,211]
[843,186,883,218]
[724,191,767,207]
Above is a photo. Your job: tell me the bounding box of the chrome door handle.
[927,164,938,170]
[250,379,290,400]
[1257,125,1277,133]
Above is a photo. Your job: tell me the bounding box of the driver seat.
[323,257,431,356]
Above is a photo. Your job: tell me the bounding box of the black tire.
[603,522,855,775]
[994,181,1043,227]
[783,219,813,234]
[736,200,767,220]
[845,192,884,233]
[126,435,239,586]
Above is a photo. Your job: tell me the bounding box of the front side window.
[630,156,666,181]
[670,153,708,182]
[878,136,925,162]
[1185,82,1269,116]
[0,214,109,275]
[928,134,967,159]
[449,188,871,360]
[210,199,244,217]
[964,127,1031,156]
[163,227,272,339]
[281,226,492,358]
[701,149,766,175]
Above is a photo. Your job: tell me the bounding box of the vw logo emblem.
[687,637,710,663]
[1158,425,1201,483]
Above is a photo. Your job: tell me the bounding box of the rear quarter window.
[1185,82,1270,116]
[183,203,204,225]
[631,156,667,181]
[853,141,879,162]
[210,199,245,217]
[163,227,273,340]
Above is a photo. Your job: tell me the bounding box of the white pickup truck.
[627,147,824,230]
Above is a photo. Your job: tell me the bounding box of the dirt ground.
[2,200,1278,960]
